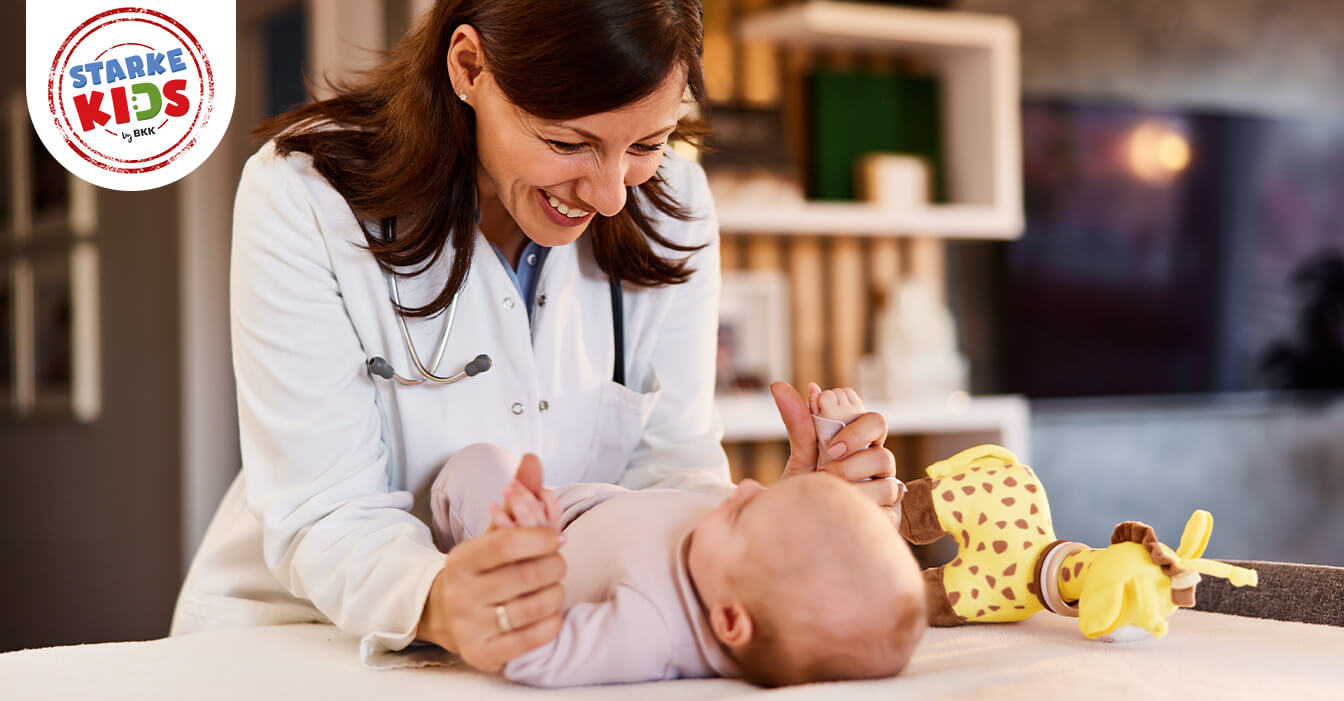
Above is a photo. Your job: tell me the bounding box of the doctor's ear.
[447,24,488,99]
[709,601,754,649]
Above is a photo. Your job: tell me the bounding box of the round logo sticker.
[46,7,214,175]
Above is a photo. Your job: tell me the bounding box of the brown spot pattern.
[953,473,965,481]
[948,591,961,605]
[1024,541,1034,550]
[1002,497,1016,506]
[1029,504,1039,515]
[978,513,988,525]
[1074,562,1084,577]
[986,575,997,588]
[1014,605,1025,610]
[1004,477,1018,487]
[982,483,994,493]
[971,588,980,599]
[969,565,979,575]
[1025,484,1038,493]
[989,605,1000,611]
[952,510,963,523]
[1037,527,1047,535]
[941,490,955,502]
[1061,567,1071,582]
[1015,519,1029,529]
[1002,588,1016,601]
[961,530,970,544]
[992,541,1007,554]
[1027,582,1038,595]
[977,543,986,552]
[1003,563,1017,576]
[996,521,1007,529]
[977,609,985,617]
[962,486,976,496]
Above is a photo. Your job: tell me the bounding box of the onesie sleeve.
[230,143,447,663]
[503,586,674,687]
[617,154,735,499]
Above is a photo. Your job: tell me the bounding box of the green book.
[809,70,944,202]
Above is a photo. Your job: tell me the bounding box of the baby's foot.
[807,382,865,424]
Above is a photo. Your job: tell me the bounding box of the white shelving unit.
[716,393,1031,464]
[722,0,1023,240]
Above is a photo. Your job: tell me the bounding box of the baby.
[429,385,926,687]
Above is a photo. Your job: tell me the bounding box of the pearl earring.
[459,92,467,102]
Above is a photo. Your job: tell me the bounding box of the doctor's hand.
[770,381,902,518]
[417,456,566,673]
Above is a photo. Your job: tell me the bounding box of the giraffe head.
[1076,510,1258,640]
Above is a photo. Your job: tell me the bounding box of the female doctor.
[171,0,901,672]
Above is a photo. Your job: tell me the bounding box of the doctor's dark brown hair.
[251,0,710,318]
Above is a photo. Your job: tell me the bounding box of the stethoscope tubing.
[388,271,466,385]
[367,216,621,388]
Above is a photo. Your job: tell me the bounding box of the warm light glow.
[1157,133,1191,172]
[1126,122,1191,184]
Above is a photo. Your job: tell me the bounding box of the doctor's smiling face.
[447,24,687,261]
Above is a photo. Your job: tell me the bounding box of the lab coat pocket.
[583,370,662,484]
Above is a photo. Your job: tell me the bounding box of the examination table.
[2,561,1341,699]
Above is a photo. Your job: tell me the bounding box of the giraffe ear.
[1176,510,1213,560]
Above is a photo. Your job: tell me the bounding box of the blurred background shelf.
[723,0,1023,241]
[716,392,1030,483]
[717,201,1020,238]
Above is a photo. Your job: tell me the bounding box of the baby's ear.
[709,601,755,649]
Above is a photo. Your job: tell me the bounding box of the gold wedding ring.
[495,604,513,633]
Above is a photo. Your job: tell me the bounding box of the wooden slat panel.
[725,443,750,483]
[828,236,865,388]
[906,237,946,305]
[720,233,745,271]
[745,234,782,271]
[752,441,788,485]
[788,236,826,388]
[702,0,737,104]
[868,237,901,328]
[738,0,781,107]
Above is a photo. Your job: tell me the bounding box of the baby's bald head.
[691,473,927,686]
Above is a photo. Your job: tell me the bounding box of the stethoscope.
[365,216,626,387]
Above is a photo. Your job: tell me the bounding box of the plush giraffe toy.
[897,444,1259,640]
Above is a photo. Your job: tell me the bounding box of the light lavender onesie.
[429,443,741,687]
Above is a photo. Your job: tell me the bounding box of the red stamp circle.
[47,7,215,175]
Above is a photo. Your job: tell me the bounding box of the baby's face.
[687,477,797,585]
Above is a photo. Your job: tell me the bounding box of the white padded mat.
[3,610,1341,700]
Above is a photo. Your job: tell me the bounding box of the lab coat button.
[538,400,549,412]
[511,402,524,415]
[503,297,516,310]
[526,253,538,266]
[537,294,547,307]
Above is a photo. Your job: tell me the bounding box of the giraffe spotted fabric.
[916,445,1055,622]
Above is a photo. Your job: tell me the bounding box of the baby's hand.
[489,472,563,532]
[807,382,865,424]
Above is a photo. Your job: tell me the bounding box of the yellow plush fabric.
[909,445,1259,640]
[924,445,1054,622]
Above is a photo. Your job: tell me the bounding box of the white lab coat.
[169,138,734,664]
